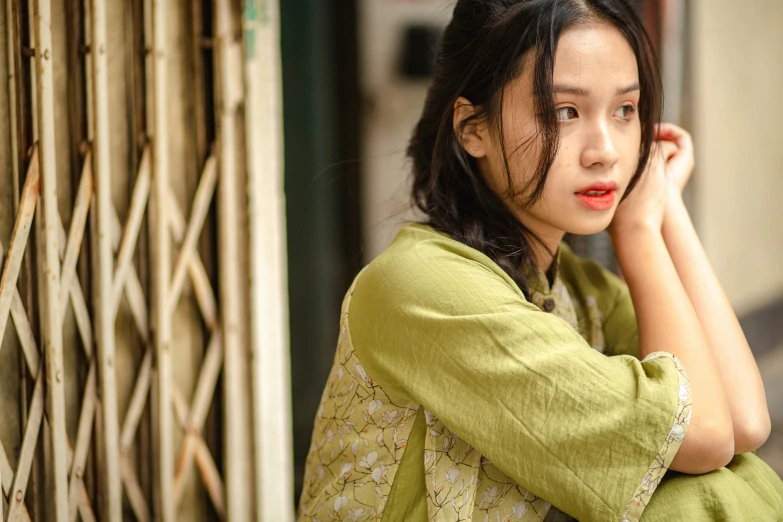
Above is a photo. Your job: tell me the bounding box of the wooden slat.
[3,3,25,514]
[169,330,223,510]
[11,289,40,376]
[0,443,12,497]
[76,482,96,522]
[169,387,191,505]
[215,0,250,519]
[167,194,218,329]
[6,365,45,522]
[120,454,151,522]
[5,0,21,207]
[0,151,39,357]
[55,216,92,358]
[57,156,92,309]
[0,242,41,377]
[32,0,69,517]
[243,1,295,519]
[167,155,217,313]
[193,438,226,520]
[185,332,222,431]
[150,0,174,519]
[110,147,150,317]
[110,208,149,342]
[88,0,123,518]
[120,350,152,452]
[66,364,96,522]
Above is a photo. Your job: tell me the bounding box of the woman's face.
[462,21,643,250]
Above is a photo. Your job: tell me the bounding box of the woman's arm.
[658,123,771,454]
[612,224,735,473]
[663,195,771,453]
[610,141,734,473]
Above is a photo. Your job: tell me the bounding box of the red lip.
[576,181,618,193]
[575,181,618,211]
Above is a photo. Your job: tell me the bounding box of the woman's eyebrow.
[553,82,641,96]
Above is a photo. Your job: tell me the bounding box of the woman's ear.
[453,96,487,158]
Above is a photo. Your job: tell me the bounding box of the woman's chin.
[564,217,614,236]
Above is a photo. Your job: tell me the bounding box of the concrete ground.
[756,343,783,476]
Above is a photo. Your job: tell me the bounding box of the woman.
[297,0,783,520]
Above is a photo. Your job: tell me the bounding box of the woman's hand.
[608,139,677,240]
[656,122,695,195]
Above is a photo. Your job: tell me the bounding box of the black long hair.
[408,0,662,298]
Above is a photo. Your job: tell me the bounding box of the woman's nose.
[580,121,620,169]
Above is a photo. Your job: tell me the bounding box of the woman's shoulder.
[358,222,522,295]
[345,223,531,323]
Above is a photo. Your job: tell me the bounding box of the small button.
[542,298,556,312]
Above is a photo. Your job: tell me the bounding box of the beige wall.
[690,0,783,316]
[358,0,453,260]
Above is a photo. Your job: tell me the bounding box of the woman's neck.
[516,212,565,273]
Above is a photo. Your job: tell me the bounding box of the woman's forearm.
[662,195,771,453]
[612,224,734,473]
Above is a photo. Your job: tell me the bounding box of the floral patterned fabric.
[298,224,693,521]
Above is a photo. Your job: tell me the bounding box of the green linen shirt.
[296,223,783,521]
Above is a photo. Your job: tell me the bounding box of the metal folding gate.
[0,1,293,520]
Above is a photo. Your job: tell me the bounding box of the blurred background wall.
[690,0,783,317]
[688,0,783,472]
[279,0,783,507]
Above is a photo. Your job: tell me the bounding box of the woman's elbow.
[703,424,735,471]
[733,413,772,454]
[671,419,734,474]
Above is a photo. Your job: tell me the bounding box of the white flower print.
[669,423,686,442]
[346,507,365,520]
[336,365,344,381]
[371,465,387,483]
[338,462,352,479]
[354,362,369,382]
[512,500,528,519]
[367,399,383,416]
[641,473,655,496]
[315,466,326,480]
[446,467,460,484]
[679,380,690,401]
[359,451,378,469]
[424,409,436,426]
[381,409,399,424]
[333,496,348,512]
[424,450,434,468]
[482,485,499,505]
[351,439,360,455]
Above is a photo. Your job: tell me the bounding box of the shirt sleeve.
[348,234,691,522]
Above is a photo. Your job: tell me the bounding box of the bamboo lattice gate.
[0,0,293,521]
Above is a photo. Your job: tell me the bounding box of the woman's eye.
[556,107,578,121]
[615,104,636,119]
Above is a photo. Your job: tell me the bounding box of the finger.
[656,123,693,151]
[658,140,678,161]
